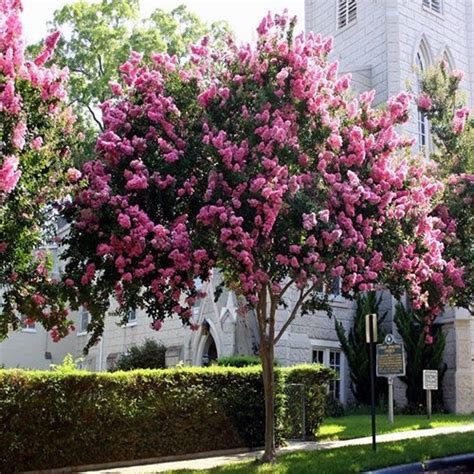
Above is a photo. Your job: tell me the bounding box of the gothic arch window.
[441,47,455,71]
[415,40,431,153]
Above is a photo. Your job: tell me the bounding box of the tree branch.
[79,100,104,131]
[274,283,317,345]
[70,67,93,79]
[97,55,105,77]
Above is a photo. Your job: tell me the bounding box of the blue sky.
[22,0,305,45]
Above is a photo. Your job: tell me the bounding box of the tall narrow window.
[415,44,431,153]
[79,307,89,334]
[329,350,342,399]
[337,0,357,30]
[127,308,137,324]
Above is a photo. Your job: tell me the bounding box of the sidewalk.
[84,424,474,473]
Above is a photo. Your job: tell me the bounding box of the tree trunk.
[260,334,276,463]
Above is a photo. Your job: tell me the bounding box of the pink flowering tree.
[61,13,463,462]
[417,62,473,311]
[0,0,75,339]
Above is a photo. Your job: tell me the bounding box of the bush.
[215,355,280,367]
[111,339,167,371]
[325,396,345,418]
[0,367,283,471]
[282,364,334,439]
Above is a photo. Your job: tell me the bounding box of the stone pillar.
[453,314,474,414]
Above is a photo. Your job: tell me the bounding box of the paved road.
[83,424,474,473]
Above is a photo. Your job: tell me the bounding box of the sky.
[22,0,305,45]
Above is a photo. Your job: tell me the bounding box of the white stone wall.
[306,0,474,414]
[0,325,76,370]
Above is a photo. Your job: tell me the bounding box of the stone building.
[1,0,472,414]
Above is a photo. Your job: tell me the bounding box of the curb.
[364,453,474,473]
[24,446,263,474]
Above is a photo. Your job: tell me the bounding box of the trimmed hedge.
[215,355,280,367]
[282,364,334,439]
[0,364,332,471]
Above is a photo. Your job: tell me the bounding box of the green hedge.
[0,364,332,471]
[283,364,334,439]
[215,355,280,367]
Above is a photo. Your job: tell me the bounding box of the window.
[422,0,442,14]
[312,347,343,401]
[337,0,357,30]
[127,308,137,325]
[20,316,36,332]
[312,349,324,365]
[79,307,89,334]
[329,350,342,399]
[415,45,431,153]
[327,277,341,296]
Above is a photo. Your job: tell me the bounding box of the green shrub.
[215,355,280,367]
[282,364,334,439]
[325,396,345,418]
[216,355,262,367]
[0,367,287,471]
[111,339,167,371]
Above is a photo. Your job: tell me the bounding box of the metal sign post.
[376,334,406,426]
[423,370,438,420]
[387,376,394,424]
[365,313,377,451]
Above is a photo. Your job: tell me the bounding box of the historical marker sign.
[376,341,405,377]
[423,370,438,391]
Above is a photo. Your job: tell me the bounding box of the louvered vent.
[423,0,442,14]
[337,0,357,30]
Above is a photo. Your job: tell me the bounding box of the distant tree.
[395,302,447,410]
[29,0,231,159]
[335,292,387,405]
[112,339,167,371]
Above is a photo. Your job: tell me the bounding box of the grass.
[167,432,474,473]
[318,413,474,441]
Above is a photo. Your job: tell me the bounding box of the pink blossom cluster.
[0,0,75,341]
[64,11,464,333]
[0,0,69,198]
[453,106,469,134]
[63,49,214,330]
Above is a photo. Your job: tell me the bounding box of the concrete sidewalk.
[84,424,474,473]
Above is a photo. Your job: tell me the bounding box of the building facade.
[1,0,472,414]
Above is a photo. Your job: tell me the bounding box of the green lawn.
[318,413,474,441]
[168,432,474,474]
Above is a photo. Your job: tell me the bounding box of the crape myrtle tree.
[0,0,75,339]
[417,62,473,312]
[60,13,463,462]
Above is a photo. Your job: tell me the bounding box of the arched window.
[441,47,454,71]
[415,41,431,152]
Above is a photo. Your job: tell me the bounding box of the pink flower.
[109,81,123,96]
[32,294,45,305]
[453,106,469,134]
[0,155,21,193]
[118,213,131,229]
[151,319,163,331]
[12,120,26,149]
[303,212,317,230]
[67,168,82,183]
[31,136,43,150]
[318,210,330,223]
[417,94,432,111]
